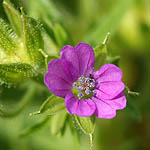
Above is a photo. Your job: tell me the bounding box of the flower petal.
[92,93,127,119]
[93,64,123,82]
[65,92,96,117]
[44,73,71,97]
[95,81,125,100]
[44,59,78,98]
[92,97,116,119]
[61,45,80,74]
[92,93,126,119]
[61,43,95,77]
[105,93,127,110]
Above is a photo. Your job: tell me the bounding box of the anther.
[85,88,91,95]
[78,93,84,99]
[77,86,83,91]
[73,82,77,87]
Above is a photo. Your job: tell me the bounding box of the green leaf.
[126,96,141,121]
[84,0,134,46]
[0,19,19,55]
[30,94,66,116]
[3,0,22,37]
[28,0,60,46]
[0,63,35,84]
[0,84,36,118]
[54,23,71,49]
[50,111,67,136]
[21,9,45,67]
[19,117,50,137]
[94,44,107,70]
[28,0,60,25]
[74,115,95,135]
[93,32,110,70]
[106,55,120,64]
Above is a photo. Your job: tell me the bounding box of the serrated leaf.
[21,11,45,66]
[74,115,95,135]
[3,0,22,37]
[19,117,50,137]
[31,95,66,116]
[0,19,19,55]
[0,63,35,83]
[50,111,67,136]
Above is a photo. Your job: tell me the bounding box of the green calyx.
[0,1,46,84]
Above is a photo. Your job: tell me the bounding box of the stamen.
[85,77,90,83]
[72,75,96,99]
[89,82,95,88]
[80,75,84,79]
[79,79,83,84]
[77,86,83,91]
[85,88,91,95]
[78,93,84,99]
[90,79,95,83]
[73,82,78,87]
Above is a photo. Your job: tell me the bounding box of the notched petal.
[94,64,123,81]
[95,81,125,100]
[61,43,95,77]
[75,43,95,76]
[92,93,126,119]
[65,92,96,117]
[92,97,116,119]
[44,59,78,98]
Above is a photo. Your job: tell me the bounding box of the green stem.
[0,85,36,118]
[89,134,94,150]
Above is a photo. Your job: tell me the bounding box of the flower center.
[72,75,96,99]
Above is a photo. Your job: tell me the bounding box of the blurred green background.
[0,0,150,149]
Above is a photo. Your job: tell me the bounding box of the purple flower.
[44,43,126,119]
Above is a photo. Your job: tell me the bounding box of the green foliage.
[50,111,67,136]
[0,18,19,55]
[0,63,35,83]
[3,0,22,37]
[21,9,45,67]
[74,115,95,135]
[0,84,36,117]
[94,33,109,70]
[30,94,66,116]
[19,116,50,137]
[126,96,142,121]
[54,23,70,49]
[125,86,141,121]
[0,1,47,84]
[0,0,147,149]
